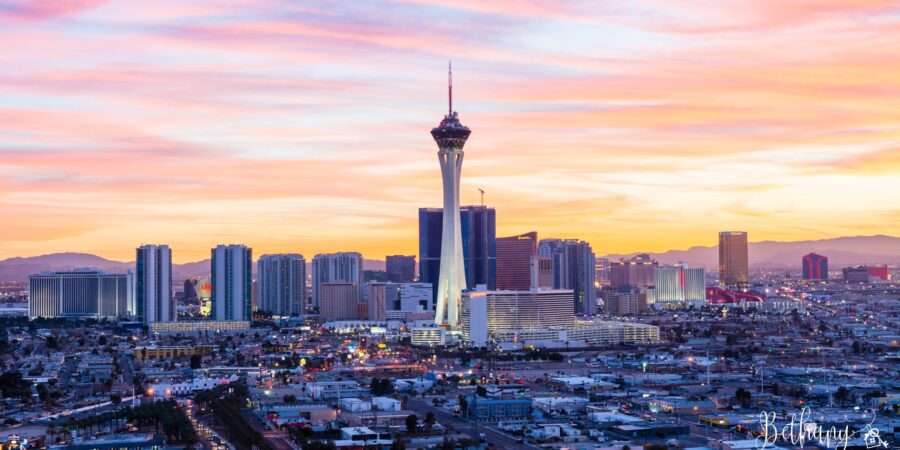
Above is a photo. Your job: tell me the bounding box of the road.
[405,397,539,449]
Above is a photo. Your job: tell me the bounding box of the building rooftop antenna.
[448,60,453,116]
[478,188,485,206]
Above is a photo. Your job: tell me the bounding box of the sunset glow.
[2,0,898,262]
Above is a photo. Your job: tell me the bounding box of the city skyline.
[2,1,899,263]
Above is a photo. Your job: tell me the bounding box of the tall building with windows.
[718,231,749,286]
[385,255,416,283]
[319,282,360,321]
[136,244,174,324]
[496,232,538,290]
[802,253,828,280]
[366,282,433,320]
[653,264,706,308]
[609,254,658,289]
[258,254,306,316]
[419,205,496,304]
[460,288,576,345]
[311,252,363,309]
[538,239,596,315]
[211,245,252,321]
[29,269,130,319]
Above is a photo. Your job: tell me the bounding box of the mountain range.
[0,235,896,283]
[0,253,386,283]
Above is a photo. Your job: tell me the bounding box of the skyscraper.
[430,63,471,329]
[311,252,363,309]
[211,244,252,321]
[29,269,130,319]
[136,244,174,324]
[318,282,359,321]
[718,231,749,286]
[538,239,597,315]
[419,205,496,303]
[609,254,658,289]
[258,254,307,316]
[653,264,706,308]
[802,253,828,280]
[496,232,538,290]
[385,255,416,283]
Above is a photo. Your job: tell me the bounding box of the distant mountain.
[602,235,900,270]
[0,252,386,283]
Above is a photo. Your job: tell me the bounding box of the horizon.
[2,1,899,262]
[2,233,897,265]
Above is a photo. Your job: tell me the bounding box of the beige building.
[718,231,749,286]
[319,282,359,321]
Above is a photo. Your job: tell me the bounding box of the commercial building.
[29,269,131,319]
[595,257,611,287]
[719,231,749,286]
[842,265,889,283]
[258,254,306,316]
[365,282,433,320]
[319,282,360,321]
[149,320,251,334]
[419,205,497,318]
[610,254,658,289]
[311,252,363,309]
[211,244,252,321]
[538,239,596,315]
[136,244,174,324]
[134,345,215,360]
[496,231,538,290]
[385,255,416,283]
[652,265,706,308]
[468,398,532,422]
[603,290,647,316]
[489,321,660,347]
[460,288,575,346]
[410,327,450,346]
[802,253,828,280]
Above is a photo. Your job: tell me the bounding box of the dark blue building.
[419,205,496,300]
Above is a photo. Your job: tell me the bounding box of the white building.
[29,269,131,319]
[365,282,433,320]
[410,327,449,346]
[460,288,576,346]
[311,252,363,309]
[258,254,306,317]
[136,244,174,324]
[652,264,705,308]
[372,397,401,412]
[211,245,252,321]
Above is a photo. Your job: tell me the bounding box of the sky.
[1,0,898,263]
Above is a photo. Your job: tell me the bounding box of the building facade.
[318,282,360,321]
[258,254,306,316]
[385,255,416,283]
[460,288,576,345]
[609,254,658,289]
[366,282,433,320]
[211,244,252,321]
[136,244,174,324]
[311,252,363,309]
[653,265,706,308]
[537,239,596,315]
[29,269,131,319]
[801,253,828,280]
[496,231,538,290]
[718,231,749,286]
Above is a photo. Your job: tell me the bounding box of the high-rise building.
[609,254,658,289]
[183,278,198,301]
[211,245,252,321]
[595,258,611,287]
[603,290,647,316]
[419,205,496,315]
[29,269,130,319]
[319,282,360,321]
[136,244,174,324]
[718,231,749,286]
[429,63,474,330]
[258,254,306,317]
[802,253,828,280]
[311,252,363,309]
[538,239,596,315]
[532,256,553,289]
[653,264,706,308]
[460,288,576,346]
[385,255,416,283]
[496,232,538,290]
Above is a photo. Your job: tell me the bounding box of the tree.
[110,394,122,405]
[735,388,752,407]
[424,412,435,432]
[405,414,418,434]
[439,438,456,450]
[390,439,406,450]
[190,355,202,370]
[835,387,850,405]
[458,395,468,417]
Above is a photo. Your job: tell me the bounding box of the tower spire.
[448,60,453,116]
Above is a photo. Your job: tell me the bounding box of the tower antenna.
[448,60,453,116]
[478,188,485,206]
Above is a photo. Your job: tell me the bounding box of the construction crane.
[478,188,485,206]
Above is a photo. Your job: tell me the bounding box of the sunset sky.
[1,0,898,263]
